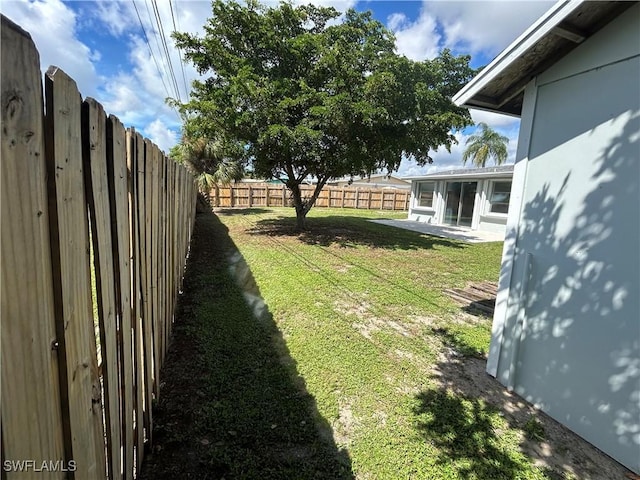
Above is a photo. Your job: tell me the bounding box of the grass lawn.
[142,206,584,479]
[217,208,549,480]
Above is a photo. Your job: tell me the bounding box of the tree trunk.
[287,178,327,231]
[295,207,306,230]
[288,182,308,230]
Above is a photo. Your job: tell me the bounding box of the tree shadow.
[413,350,631,479]
[412,387,528,479]
[140,210,354,480]
[248,214,467,251]
[492,107,639,472]
[213,207,272,216]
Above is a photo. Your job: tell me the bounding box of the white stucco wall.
[408,177,511,234]
[489,4,640,472]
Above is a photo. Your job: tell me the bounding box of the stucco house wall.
[407,166,513,235]
[456,2,639,472]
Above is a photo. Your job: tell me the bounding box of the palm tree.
[462,122,509,167]
[171,136,244,191]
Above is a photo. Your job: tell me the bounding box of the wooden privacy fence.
[1,17,197,479]
[211,183,411,211]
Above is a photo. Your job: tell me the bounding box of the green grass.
[153,206,554,479]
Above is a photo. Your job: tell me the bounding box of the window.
[489,181,512,214]
[417,181,435,208]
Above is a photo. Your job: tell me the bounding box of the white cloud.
[385,1,553,62]
[396,121,519,178]
[386,12,405,31]
[470,109,520,129]
[388,8,441,61]
[91,1,138,37]
[1,0,102,97]
[294,0,357,8]
[144,119,179,153]
[424,1,554,59]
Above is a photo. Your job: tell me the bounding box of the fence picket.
[107,115,135,479]
[44,66,107,479]
[127,128,146,474]
[83,98,122,480]
[139,138,154,449]
[1,17,66,478]
[1,14,212,480]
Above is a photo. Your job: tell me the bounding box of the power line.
[142,0,176,100]
[131,0,174,107]
[151,0,181,102]
[169,0,190,100]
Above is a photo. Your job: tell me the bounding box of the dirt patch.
[432,350,634,480]
[332,401,359,447]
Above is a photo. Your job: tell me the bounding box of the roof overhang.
[452,1,635,116]
[404,166,514,182]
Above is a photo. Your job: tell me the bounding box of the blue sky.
[1,0,553,176]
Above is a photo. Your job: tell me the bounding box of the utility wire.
[143,0,176,100]
[131,0,174,109]
[151,0,181,102]
[169,0,190,100]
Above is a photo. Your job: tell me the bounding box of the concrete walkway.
[369,219,505,243]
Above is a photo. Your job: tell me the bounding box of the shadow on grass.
[412,387,531,479]
[248,214,467,251]
[213,207,272,216]
[140,210,353,480]
[430,326,489,359]
[412,348,623,479]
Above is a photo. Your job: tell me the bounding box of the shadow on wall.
[140,211,354,479]
[497,110,639,471]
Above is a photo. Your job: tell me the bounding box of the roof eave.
[452,0,585,115]
[404,171,514,182]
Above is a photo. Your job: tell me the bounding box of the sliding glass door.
[444,181,477,227]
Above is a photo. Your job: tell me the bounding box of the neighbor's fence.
[211,183,411,211]
[1,17,197,479]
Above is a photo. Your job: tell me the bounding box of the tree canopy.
[461,122,510,167]
[174,0,476,228]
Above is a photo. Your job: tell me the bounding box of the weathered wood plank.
[141,138,154,446]
[44,66,106,479]
[166,160,174,351]
[1,16,66,478]
[149,144,161,399]
[107,115,135,479]
[82,97,122,480]
[127,129,146,472]
[443,281,498,316]
[158,155,166,365]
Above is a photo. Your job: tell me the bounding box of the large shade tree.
[461,122,510,167]
[174,0,475,229]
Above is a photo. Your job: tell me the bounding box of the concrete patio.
[369,219,505,243]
